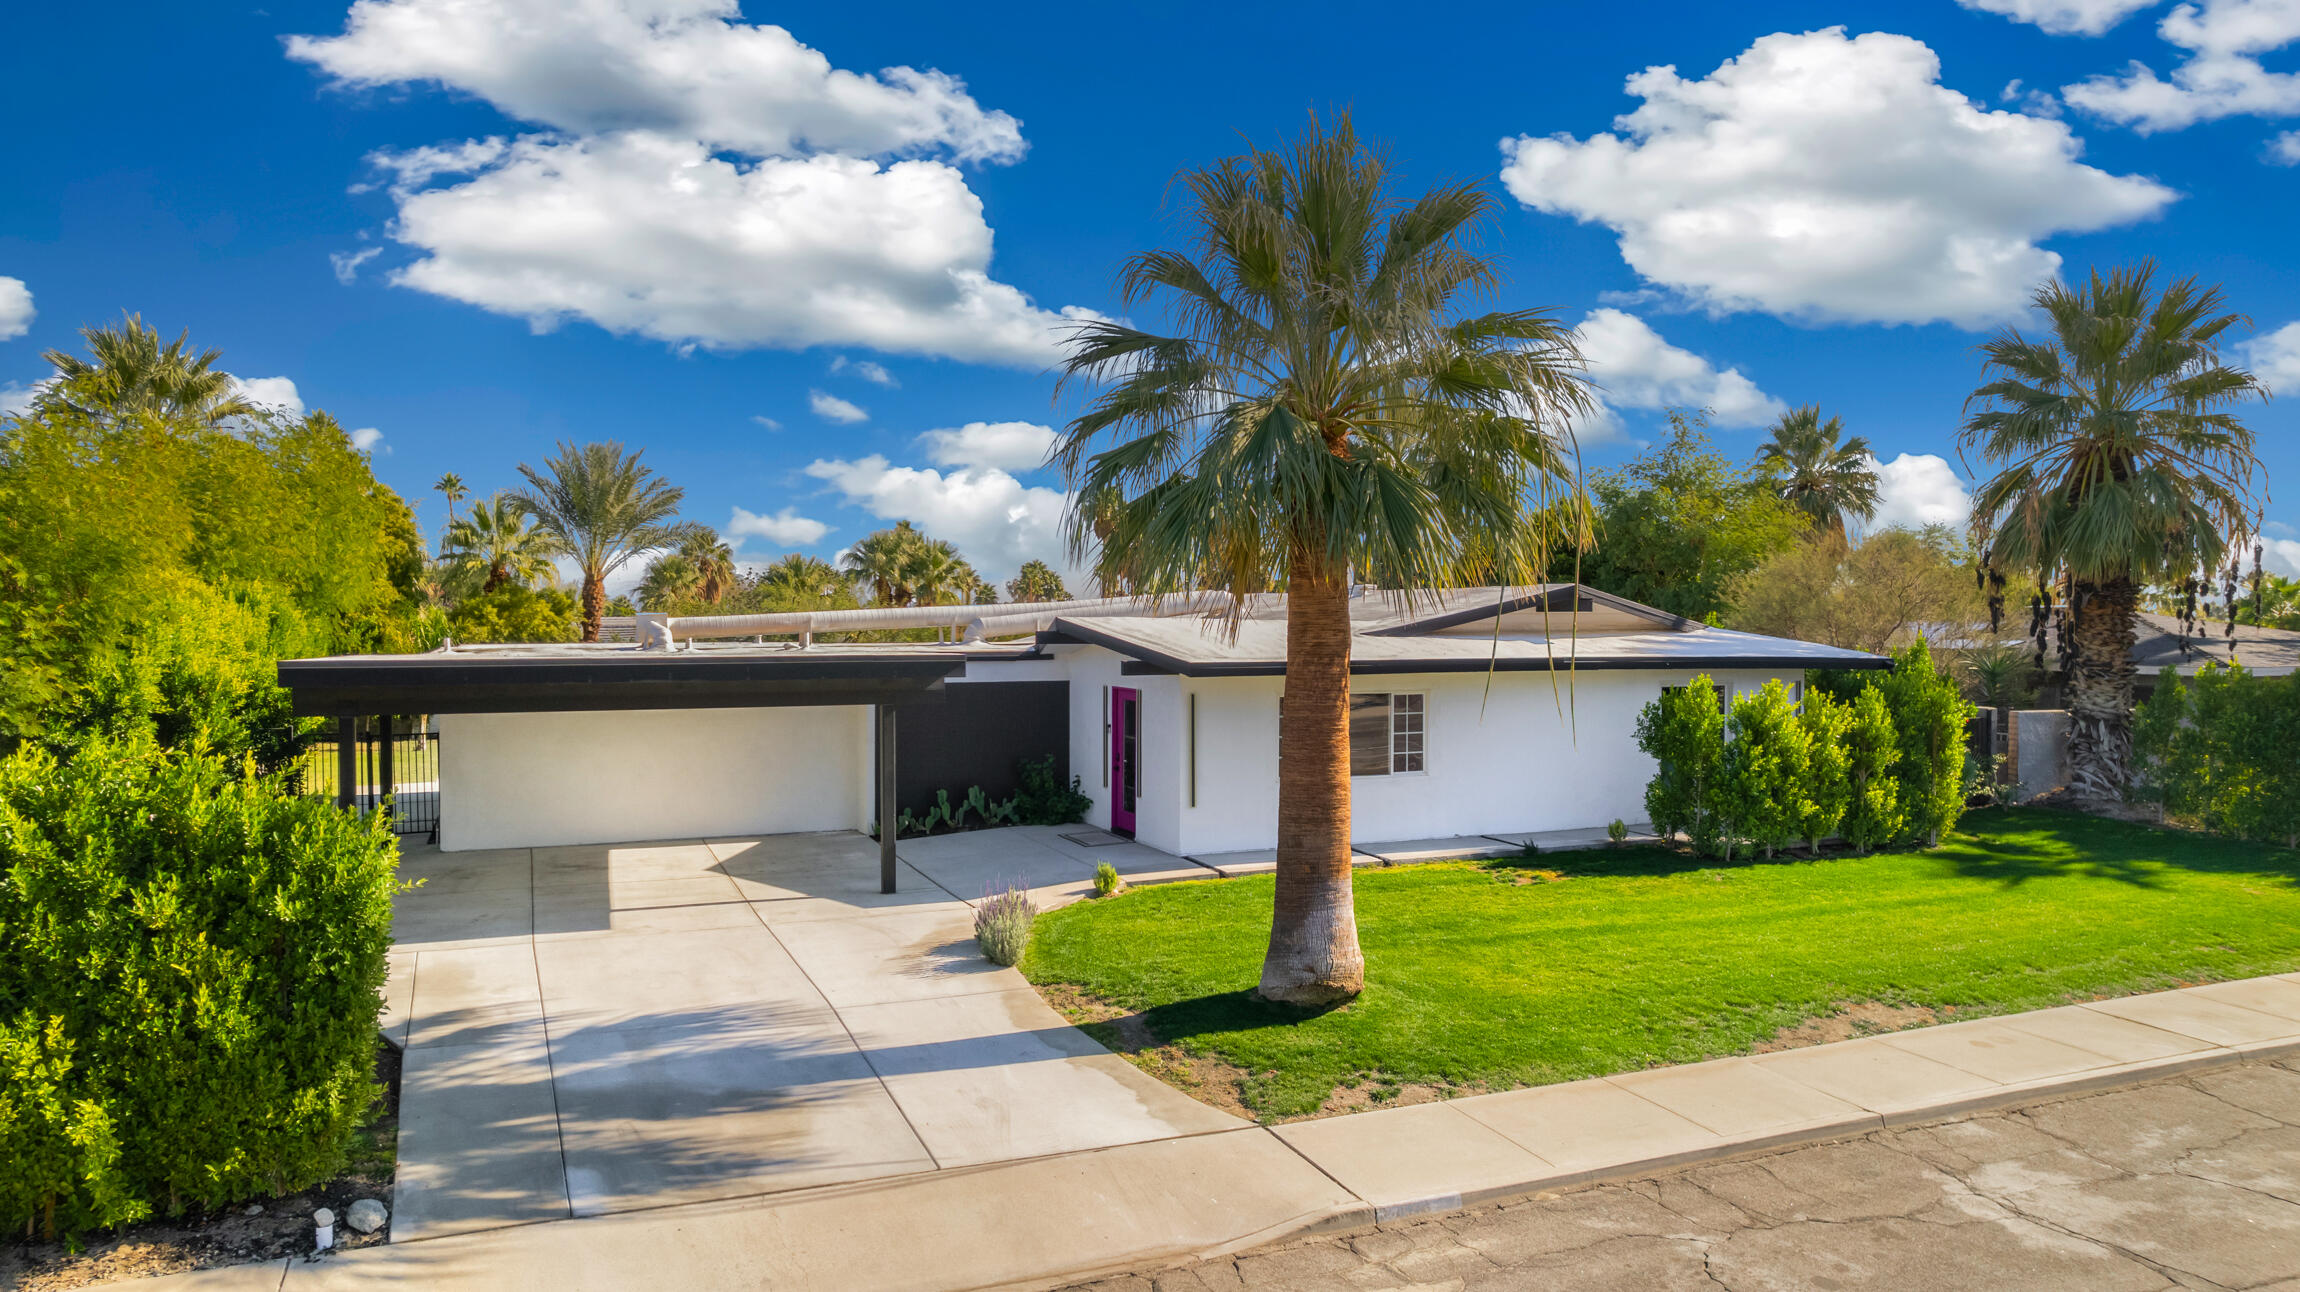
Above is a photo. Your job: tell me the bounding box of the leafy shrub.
[1719,680,1811,860]
[0,736,398,1237]
[1877,640,1974,846]
[1841,685,1905,852]
[1634,678,1725,850]
[1799,688,1854,852]
[1606,818,1628,845]
[975,882,1037,965]
[1012,754,1092,826]
[446,584,578,644]
[1092,861,1122,897]
[2133,664,2300,847]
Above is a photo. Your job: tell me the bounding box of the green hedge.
[0,737,397,1238]
[1636,641,1971,859]
[2132,664,2300,847]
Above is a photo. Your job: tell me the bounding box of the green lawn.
[1021,808,2300,1120]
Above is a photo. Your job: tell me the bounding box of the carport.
[279,644,974,892]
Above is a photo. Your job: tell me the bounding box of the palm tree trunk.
[1259,557,1365,1006]
[581,567,606,643]
[2066,576,2137,798]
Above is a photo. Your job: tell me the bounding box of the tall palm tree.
[38,314,258,426]
[1960,262,2265,797]
[1053,114,1594,1005]
[510,441,697,641]
[1757,405,1879,539]
[433,472,469,554]
[842,522,926,606]
[442,493,564,593]
[678,530,737,605]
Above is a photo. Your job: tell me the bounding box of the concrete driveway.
[381,827,1239,1241]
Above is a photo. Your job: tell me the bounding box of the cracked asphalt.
[1066,1058,2300,1292]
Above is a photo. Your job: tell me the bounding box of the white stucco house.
[280,585,1885,876]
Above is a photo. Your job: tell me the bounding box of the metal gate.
[302,717,439,840]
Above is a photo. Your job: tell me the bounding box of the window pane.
[1349,694,1391,776]
[1391,694,1425,773]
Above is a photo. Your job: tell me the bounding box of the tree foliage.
[1877,639,1975,846]
[1719,680,1812,860]
[2132,664,2300,847]
[1756,405,1879,539]
[1840,686,1905,852]
[1726,527,1983,654]
[1007,560,1070,603]
[1799,689,1854,852]
[510,440,695,642]
[1578,412,1809,619]
[1634,679,1724,850]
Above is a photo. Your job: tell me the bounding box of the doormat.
[1060,829,1129,848]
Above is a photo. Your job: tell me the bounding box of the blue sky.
[4,0,2298,590]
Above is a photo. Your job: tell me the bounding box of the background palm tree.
[1007,560,1070,603]
[842,523,926,606]
[1757,405,1879,539]
[756,553,847,601]
[1960,262,2264,797]
[678,530,737,605]
[1054,114,1594,1005]
[636,552,702,609]
[906,537,975,607]
[38,314,258,426]
[433,472,468,555]
[442,492,565,594]
[510,441,697,641]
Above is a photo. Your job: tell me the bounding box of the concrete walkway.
[382,828,1240,1241]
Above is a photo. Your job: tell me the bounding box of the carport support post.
[335,715,357,810]
[878,704,898,894]
[377,713,394,822]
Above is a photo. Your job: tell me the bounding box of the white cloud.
[2063,0,2300,131]
[287,0,1024,163]
[376,132,1080,365]
[231,375,305,417]
[916,420,1057,472]
[2261,535,2300,577]
[1571,309,1786,438]
[0,379,48,416]
[2269,128,2300,161]
[0,277,32,340]
[331,247,382,284]
[830,355,896,386]
[2237,319,2300,392]
[726,504,830,546]
[349,426,386,452]
[1499,28,2177,327]
[809,388,868,424]
[805,454,1067,581]
[751,414,783,431]
[1866,453,1973,532]
[1958,0,2162,35]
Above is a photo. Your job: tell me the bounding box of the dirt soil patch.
[0,1041,401,1292]
[1038,983,1260,1122]
[1751,1000,1947,1053]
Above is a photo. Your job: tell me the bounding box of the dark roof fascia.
[1122,654,1892,679]
[1361,585,1690,637]
[278,652,966,717]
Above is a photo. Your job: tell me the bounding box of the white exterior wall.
[1166,667,1789,856]
[437,705,871,851]
[1060,646,1189,855]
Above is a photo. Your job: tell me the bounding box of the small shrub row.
[2132,664,2300,847]
[1635,640,1973,860]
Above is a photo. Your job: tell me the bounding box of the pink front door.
[1110,687,1140,835]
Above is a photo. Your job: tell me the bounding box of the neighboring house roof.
[1042,584,1886,678]
[2131,611,2300,677]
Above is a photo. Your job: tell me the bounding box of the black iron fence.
[300,718,439,840]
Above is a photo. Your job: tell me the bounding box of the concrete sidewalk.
[142,970,2300,1292]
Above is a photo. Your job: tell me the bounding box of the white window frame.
[1349,691,1428,778]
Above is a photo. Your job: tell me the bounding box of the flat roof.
[1042,616,1891,677]
[278,640,1040,716]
